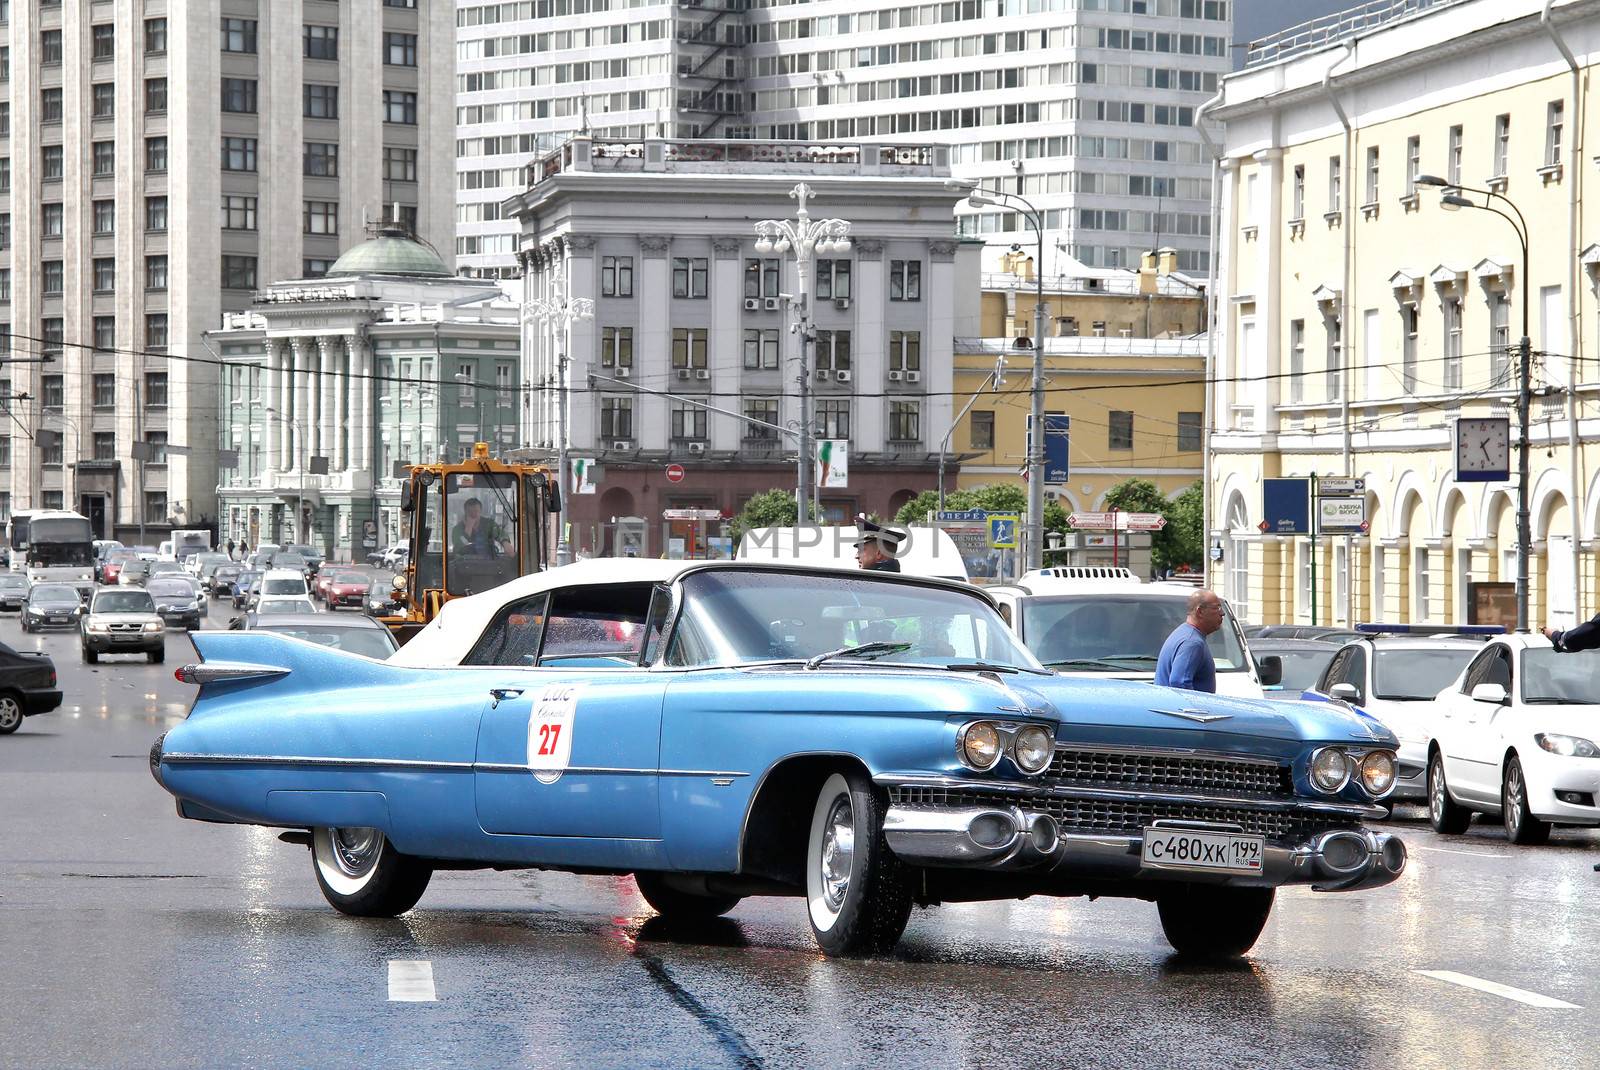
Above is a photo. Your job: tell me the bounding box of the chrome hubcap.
[330,827,382,878]
[819,796,855,912]
[0,700,19,729]
[1430,761,1444,820]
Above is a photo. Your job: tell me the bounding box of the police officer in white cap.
[853,514,905,573]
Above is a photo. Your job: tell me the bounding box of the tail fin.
[182,631,409,714]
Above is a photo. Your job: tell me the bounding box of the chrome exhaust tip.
[1025,812,1060,857]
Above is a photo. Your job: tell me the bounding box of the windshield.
[0,575,26,590]
[258,626,396,659]
[31,517,93,544]
[94,590,155,614]
[29,542,94,567]
[148,562,182,574]
[263,577,307,595]
[148,580,197,598]
[330,573,368,586]
[257,599,315,615]
[273,555,306,569]
[665,570,1043,671]
[1261,648,1337,692]
[1022,594,1250,672]
[1521,648,1600,704]
[445,471,520,596]
[1373,647,1478,701]
[28,585,78,602]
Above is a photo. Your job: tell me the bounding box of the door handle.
[489,687,525,708]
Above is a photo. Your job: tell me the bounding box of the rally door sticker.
[526,682,583,784]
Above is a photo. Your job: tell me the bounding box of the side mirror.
[1470,682,1509,705]
[1329,682,1361,703]
[1257,655,1283,687]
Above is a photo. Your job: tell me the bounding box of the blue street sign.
[1027,413,1071,485]
[987,514,1019,549]
[1262,478,1311,535]
[936,510,988,522]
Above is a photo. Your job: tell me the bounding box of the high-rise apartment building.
[0,0,454,540]
[456,0,1231,279]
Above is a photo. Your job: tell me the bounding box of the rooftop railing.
[1244,0,1469,67]
[528,137,949,187]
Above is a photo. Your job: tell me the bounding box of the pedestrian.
[226,538,236,560]
[1154,588,1224,693]
[239,540,249,559]
[853,514,905,573]
[1544,616,1600,653]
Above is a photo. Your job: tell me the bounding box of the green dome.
[329,228,452,277]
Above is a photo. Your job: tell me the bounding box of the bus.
[16,510,95,596]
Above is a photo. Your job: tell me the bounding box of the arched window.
[1225,493,1251,622]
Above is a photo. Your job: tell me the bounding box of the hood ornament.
[1152,707,1233,724]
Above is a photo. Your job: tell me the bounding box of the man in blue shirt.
[1154,589,1223,693]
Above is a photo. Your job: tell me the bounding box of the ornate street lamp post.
[526,264,594,567]
[754,183,852,523]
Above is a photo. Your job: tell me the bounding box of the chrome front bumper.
[883,803,1407,892]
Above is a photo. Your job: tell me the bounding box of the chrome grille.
[889,787,1353,845]
[1046,749,1292,798]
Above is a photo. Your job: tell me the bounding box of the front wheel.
[311,827,432,917]
[1157,885,1274,958]
[1502,756,1552,845]
[82,647,98,665]
[0,694,23,735]
[634,872,741,920]
[805,771,913,957]
[148,649,165,664]
[1428,752,1472,834]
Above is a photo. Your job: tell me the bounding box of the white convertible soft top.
[388,558,693,666]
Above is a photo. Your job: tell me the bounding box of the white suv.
[988,577,1278,699]
[251,569,310,608]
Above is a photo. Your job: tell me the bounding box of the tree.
[1166,482,1204,572]
[729,489,817,545]
[1101,477,1203,574]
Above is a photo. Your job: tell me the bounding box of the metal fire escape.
[675,0,749,138]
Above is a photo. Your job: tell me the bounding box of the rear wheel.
[805,771,913,957]
[1501,756,1552,845]
[1157,885,1274,958]
[634,872,741,920]
[0,694,23,735]
[1428,751,1472,834]
[311,827,432,917]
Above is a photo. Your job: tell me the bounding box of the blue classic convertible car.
[152,561,1405,957]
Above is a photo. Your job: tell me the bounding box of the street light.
[937,353,1008,513]
[525,264,594,567]
[946,177,1048,570]
[1416,173,1533,632]
[754,182,852,524]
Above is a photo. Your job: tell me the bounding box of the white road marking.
[1410,844,1509,859]
[387,960,436,1002]
[1414,970,1580,1009]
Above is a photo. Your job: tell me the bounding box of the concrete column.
[317,337,338,466]
[261,342,279,478]
[1252,148,1285,433]
[291,338,311,470]
[351,336,371,471]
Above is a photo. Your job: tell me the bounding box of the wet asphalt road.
[3,589,1600,1069]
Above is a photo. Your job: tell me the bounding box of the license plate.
[1141,827,1264,875]
[49,617,65,623]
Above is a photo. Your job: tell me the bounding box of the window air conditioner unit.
[743,297,760,311]
[763,297,780,311]
[835,370,852,383]
[905,370,921,383]
[676,368,691,380]
[617,366,632,378]
[695,369,711,380]
[835,297,851,310]
[687,441,707,455]
[887,370,903,382]
[611,440,631,450]
[816,368,831,381]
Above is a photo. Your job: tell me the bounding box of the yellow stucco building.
[951,265,1207,515]
[1209,0,1600,629]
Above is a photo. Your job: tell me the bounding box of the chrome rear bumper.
[883,803,1406,892]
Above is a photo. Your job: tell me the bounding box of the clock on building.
[1453,416,1511,482]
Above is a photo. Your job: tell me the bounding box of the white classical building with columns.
[211,227,518,558]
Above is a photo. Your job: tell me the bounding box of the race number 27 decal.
[526,682,583,784]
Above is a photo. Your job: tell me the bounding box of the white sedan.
[1427,633,1600,843]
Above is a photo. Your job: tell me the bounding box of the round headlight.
[391,574,407,594]
[1012,724,1054,775]
[1309,747,1352,793]
[1360,751,1397,797]
[959,721,1003,771]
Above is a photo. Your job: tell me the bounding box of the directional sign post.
[1122,513,1166,532]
